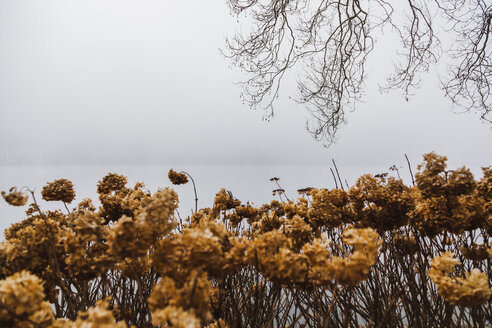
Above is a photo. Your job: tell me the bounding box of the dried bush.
[0,153,491,327]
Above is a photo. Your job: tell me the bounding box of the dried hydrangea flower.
[107,216,151,260]
[149,271,212,327]
[304,228,381,285]
[223,236,249,274]
[96,174,153,222]
[108,188,178,260]
[428,252,492,306]
[140,187,179,236]
[153,218,229,280]
[348,175,413,231]
[1,212,65,278]
[1,187,28,206]
[69,299,126,328]
[63,212,112,280]
[41,179,76,203]
[151,305,200,328]
[76,198,96,212]
[410,158,486,235]
[0,271,54,327]
[307,188,351,228]
[97,173,128,195]
[281,215,313,250]
[477,166,492,200]
[213,189,241,212]
[415,152,448,197]
[168,169,189,185]
[246,230,309,284]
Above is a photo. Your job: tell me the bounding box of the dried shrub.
[0,153,491,327]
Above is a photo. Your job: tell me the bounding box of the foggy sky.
[1,0,491,170]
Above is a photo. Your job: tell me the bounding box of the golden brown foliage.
[0,153,491,327]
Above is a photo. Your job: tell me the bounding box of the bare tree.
[224,0,492,145]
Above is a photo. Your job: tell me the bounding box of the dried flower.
[97,173,128,195]
[303,228,381,285]
[97,175,152,222]
[0,152,489,326]
[69,299,126,328]
[41,179,75,203]
[297,187,313,194]
[0,271,54,327]
[149,271,212,327]
[1,187,28,206]
[213,189,240,213]
[168,169,189,185]
[151,305,200,328]
[428,252,492,306]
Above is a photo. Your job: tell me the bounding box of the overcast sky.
[1,0,491,170]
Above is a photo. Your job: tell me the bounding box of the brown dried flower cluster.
[428,252,491,306]
[41,179,76,203]
[0,152,491,327]
[149,271,212,327]
[411,153,486,236]
[1,187,28,206]
[52,299,127,328]
[168,169,189,185]
[0,271,53,327]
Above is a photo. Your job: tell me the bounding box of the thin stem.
[181,171,198,213]
[405,154,416,186]
[330,168,339,189]
[274,180,290,202]
[332,159,344,191]
[63,202,71,214]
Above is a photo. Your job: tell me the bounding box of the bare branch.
[225,0,492,144]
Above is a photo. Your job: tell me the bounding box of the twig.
[332,159,344,191]
[330,168,339,189]
[404,154,415,186]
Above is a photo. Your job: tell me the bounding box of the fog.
[1,0,491,168]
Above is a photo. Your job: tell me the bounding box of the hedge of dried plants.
[0,152,491,327]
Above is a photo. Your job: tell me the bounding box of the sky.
[0,0,491,170]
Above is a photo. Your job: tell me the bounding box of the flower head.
[1,187,28,206]
[428,252,492,306]
[168,169,189,185]
[41,179,75,203]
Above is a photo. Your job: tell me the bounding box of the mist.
[0,0,491,169]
